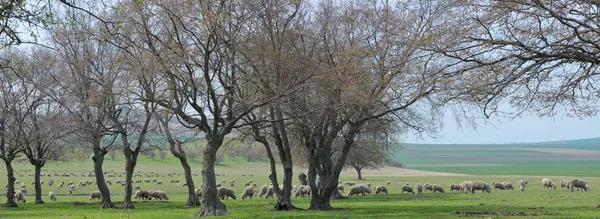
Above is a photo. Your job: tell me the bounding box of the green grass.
[1,145,600,218]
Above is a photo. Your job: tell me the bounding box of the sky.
[408,112,600,144]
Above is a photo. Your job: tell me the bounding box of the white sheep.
[560,179,570,190]
[49,191,57,201]
[294,185,311,198]
[241,186,255,200]
[415,183,423,195]
[449,183,461,192]
[264,185,275,199]
[258,184,269,198]
[542,178,556,190]
[374,185,388,195]
[401,184,414,194]
[337,184,344,192]
[518,180,527,193]
[347,185,371,197]
[14,190,26,203]
[470,181,491,194]
[432,184,445,193]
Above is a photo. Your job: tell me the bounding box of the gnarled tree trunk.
[122,146,137,209]
[354,166,363,180]
[3,159,18,207]
[194,143,229,216]
[92,146,114,208]
[178,154,199,207]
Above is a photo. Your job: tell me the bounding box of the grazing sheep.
[264,186,275,199]
[229,182,235,187]
[241,186,255,200]
[449,183,461,192]
[67,188,73,195]
[423,183,434,192]
[470,181,491,194]
[518,180,527,193]
[294,185,311,198]
[347,185,371,197]
[542,178,556,190]
[217,187,236,200]
[135,185,141,190]
[158,191,169,200]
[156,181,163,185]
[337,184,344,192]
[89,191,102,201]
[569,179,588,192]
[220,180,226,184]
[415,183,423,195]
[149,190,164,200]
[195,188,202,200]
[374,185,388,195]
[14,190,26,203]
[49,191,57,201]
[560,179,570,190]
[259,184,269,198]
[503,182,514,190]
[401,184,414,194]
[20,188,27,194]
[432,184,445,193]
[492,181,506,190]
[386,181,390,185]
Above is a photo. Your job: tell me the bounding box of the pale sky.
[409,112,600,144]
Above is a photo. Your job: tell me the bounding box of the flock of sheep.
[6,168,591,204]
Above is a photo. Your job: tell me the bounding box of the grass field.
[1,139,599,218]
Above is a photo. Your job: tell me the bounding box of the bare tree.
[46,13,123,208]
[291,1,460,210]
[438,1,600,119]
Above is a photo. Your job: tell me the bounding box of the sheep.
[217,187,236,200]
[415,183,423,195]
[386,181,391,185]
[449,183,461,192]
[347,185,371,197]
[241,186,255,200]
[14,190,26,203]
[49,191,57,201]
[374,185,388,195]
[158,191,169,200]
[401,184,414,194]
[518,180,527,193]
[569,178,588,192]
[542,178,556,190]
[229,182,235,187]
[258,184,269,198]
[135,185,141,191]
[264,185,275,199]
[560,179,570,190]
[337,184,344,192]
[503,182,514,190]
[492,181,506,190]
[294,185,311,198]
[20,188,27,194]
[156,181,163,185]
[149,190,164,200]
[89,191,102,201]
[57,182,64,190]
[220,180,226,184]
[195,188,202,200]
[470,181,491,194]
[432,184,445,193]
[244,182,251,187]
[423,183,434,192]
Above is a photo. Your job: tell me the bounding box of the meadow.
[1,139,599,218]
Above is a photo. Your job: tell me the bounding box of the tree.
[14,50,72,204]
[0,0,49,49]
[159,150,166,162]
[46,13,123,208]
[155,112,200,207]
[290,1,461,210]
[438,1,600,119]
[118,1,273,215]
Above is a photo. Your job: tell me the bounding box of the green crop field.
[1,139,600,218]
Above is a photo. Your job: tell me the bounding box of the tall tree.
[47,13,122,208]
[293,0,461,210]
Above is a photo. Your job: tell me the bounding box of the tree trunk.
[274,165,296,210]
[355,166,363,180]
[3,159,18,207]
[92,147,114,208]
[122,147,137,209]
[34,164,45,204]
[178,155,200,207]
[194,145,229,217]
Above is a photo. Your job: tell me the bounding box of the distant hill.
[529,137,600,145]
